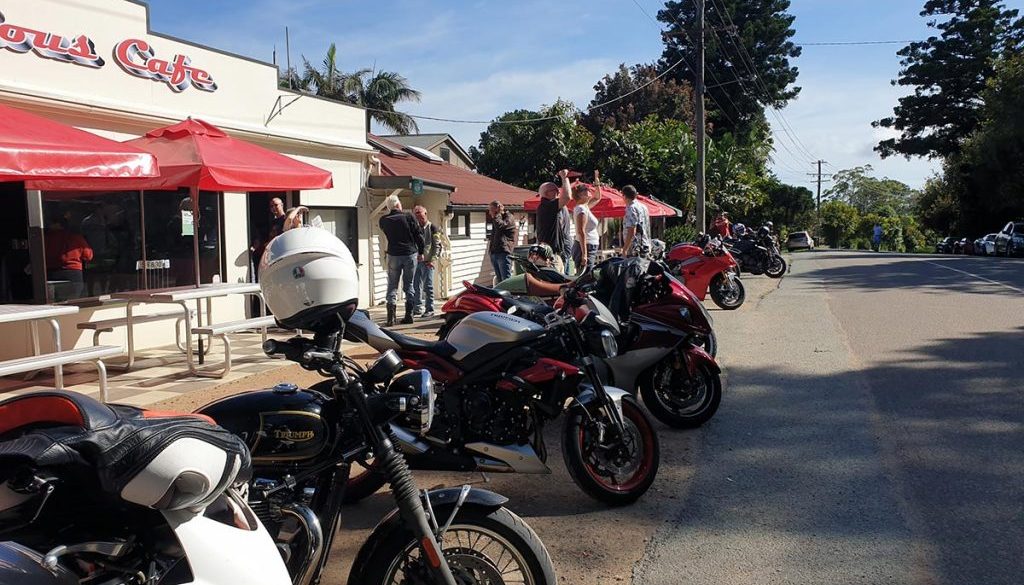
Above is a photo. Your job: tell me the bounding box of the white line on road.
[923,260,1024,294]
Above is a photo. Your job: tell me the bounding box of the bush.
[663,224,698,246]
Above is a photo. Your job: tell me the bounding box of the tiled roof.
[369,134,533,207]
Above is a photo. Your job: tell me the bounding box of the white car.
[786,231,815,251]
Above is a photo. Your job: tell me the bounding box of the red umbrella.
[524,185,678,218]
[0,103,158,181]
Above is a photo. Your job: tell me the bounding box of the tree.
[470,101,593,189]
[746,177,815,229]
[825,166,917,215]
[582,63,694,133]
[915,173,961,233]
[820,200,860,248]
[657,0,801,137]
[300,44,422,134]
[874,0,1023,159]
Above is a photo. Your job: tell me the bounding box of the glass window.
[450,211,470,239]
[440,147,451,162]
[143,190,222,289]
[41,191,142,302]
[308,207,359,262]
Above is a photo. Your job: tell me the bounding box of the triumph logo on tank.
[0,11,104,68]
[114,38,217,93]
[0,11,217,93]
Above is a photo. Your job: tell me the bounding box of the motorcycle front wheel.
[562,395,660,506]
[709,274,745,310]
[354,506,556,585]
[765,255,787,278]
[639,360,722,429]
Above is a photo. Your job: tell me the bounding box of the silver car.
[786,231,815,251]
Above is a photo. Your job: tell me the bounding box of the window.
[450,211,470,239]
[308,207,359,262]
[39,190,223,302]
[440,147,451,163]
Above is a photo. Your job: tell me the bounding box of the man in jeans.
[488,200,517,283]
[411,205,442,318]
[534,169,572,274]
[378,195,425,325]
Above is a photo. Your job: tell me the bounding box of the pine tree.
[874,0,1023,159]
[657,0,801,137]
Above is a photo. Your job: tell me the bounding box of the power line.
[801,40,914,46]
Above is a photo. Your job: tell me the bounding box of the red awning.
[524,184,678,219]
[31,118,333,192]
[0,103,158,182]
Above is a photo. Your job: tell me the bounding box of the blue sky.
[147,0,1024,190]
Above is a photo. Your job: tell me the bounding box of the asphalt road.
[635,251,1024,585]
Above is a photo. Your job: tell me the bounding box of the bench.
[0,345,123,402]
[191,316,276,377]
[77,309,196,367]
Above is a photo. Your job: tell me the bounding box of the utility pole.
[807,160,830,236]
[694,0,706,233]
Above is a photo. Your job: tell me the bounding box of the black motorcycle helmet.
[758,225,770,237]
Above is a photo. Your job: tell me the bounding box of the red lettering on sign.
[0,11,103,68]
[113,38,217,93]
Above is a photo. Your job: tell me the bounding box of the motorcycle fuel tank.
[197,384,332,465]
[446,311,543,362]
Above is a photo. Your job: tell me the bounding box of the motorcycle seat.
[382,328,457,356]
[505,296,555,320]
[472,283,512,299]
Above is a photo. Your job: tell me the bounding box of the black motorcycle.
[343,271,661,507]
[725,229,786,278]
[198,325,556,585]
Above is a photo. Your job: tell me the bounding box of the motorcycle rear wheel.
[562,395,660,506]
[355,506,556,585]
[765,256,787,278]
[709,274,745,310]
[639,361,722,429]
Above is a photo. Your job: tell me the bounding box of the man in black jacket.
[534,169,572,274]
[379,195,425,325]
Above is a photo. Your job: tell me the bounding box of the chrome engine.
[248,478,324,585]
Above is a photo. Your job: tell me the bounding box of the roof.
[378,133,475,168]
[368,134,533,207]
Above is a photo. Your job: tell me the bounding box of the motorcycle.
[0,391,292,585]
[435,257,722,431]
[666,237,746,310]
[725,228,786,279]
[344,271,661,507]
[197,326,557,585]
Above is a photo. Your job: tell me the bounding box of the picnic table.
[111,282,266,377]
[0,304,121,399]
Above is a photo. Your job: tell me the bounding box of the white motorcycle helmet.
[259,222,359,332]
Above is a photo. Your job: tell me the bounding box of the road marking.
[923,260,1024,293]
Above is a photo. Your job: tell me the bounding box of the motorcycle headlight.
[386,369,435,435]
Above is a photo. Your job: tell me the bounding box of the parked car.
[975,233,997,256]
[994,221,1024,256]
[936,237,956,254]
[955,237,975,255]
[786,231,815,251]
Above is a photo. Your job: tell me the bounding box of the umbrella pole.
[191,188,204,365]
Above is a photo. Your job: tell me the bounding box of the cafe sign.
[0,10,217,93]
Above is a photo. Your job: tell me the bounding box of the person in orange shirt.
[45,216,94,301]
[710,212,732,239]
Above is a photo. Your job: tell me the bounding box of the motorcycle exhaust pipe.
[280,503,323,585]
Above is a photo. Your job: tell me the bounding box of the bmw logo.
[292,266,305,279]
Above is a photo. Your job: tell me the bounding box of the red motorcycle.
[437,258,722,429]
[665,238,745,310]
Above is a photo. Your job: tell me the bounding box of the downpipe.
[279,503,323,585]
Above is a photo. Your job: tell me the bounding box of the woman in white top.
[571,170,603,274]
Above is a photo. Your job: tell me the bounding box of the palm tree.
[348,69,422,134]
[298,44,422,135]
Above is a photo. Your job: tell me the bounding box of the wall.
[431,140,474,171]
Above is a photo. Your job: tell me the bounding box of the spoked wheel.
[639,359,722,429]
[358,507,556,585]
[765,255,787,278]
[709,273,745,310]
[562,395,660,506]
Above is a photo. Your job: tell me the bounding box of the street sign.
[411,178,423,195]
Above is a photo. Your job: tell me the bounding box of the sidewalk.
[0,310,443,408]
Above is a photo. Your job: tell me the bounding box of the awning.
[30,118,333,192]
[524,184,679,219]
[0,103,158,182]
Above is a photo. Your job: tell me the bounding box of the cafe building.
[0,0,373,359]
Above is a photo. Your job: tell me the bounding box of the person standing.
[534,169,572,274]
[558,204,573,276]
[572,170,603,274]
[872,223,883,252]
[268,197,287,240]
[488,200,517,283]
[710,212,732,239]
[411,205,442,318]
[378,195,424,326]
[621,185,651,257]
[45,216,93,301]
